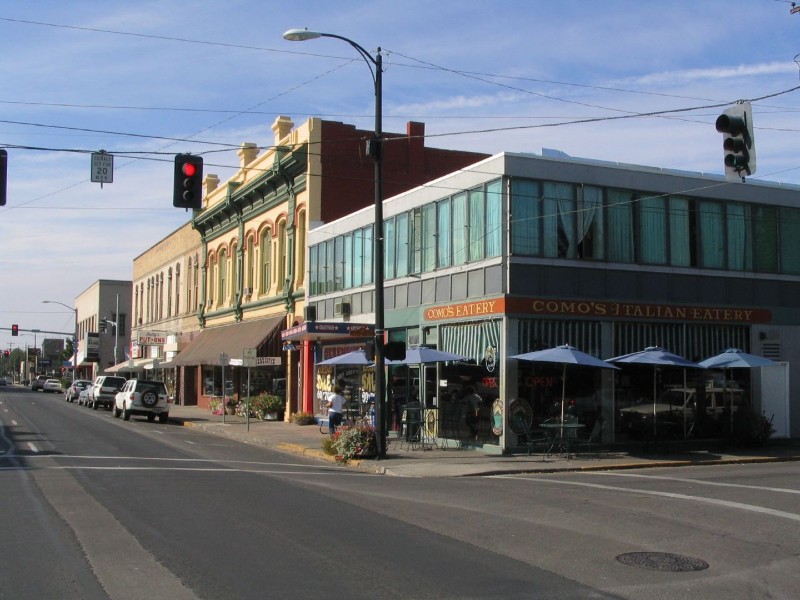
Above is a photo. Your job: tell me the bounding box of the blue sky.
[1,0,799,353]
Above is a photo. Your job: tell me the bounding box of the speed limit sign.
[91,151,114,184]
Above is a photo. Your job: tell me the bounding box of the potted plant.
[209,397,223,416]
[330,424,377,463]
[251,392,284,420]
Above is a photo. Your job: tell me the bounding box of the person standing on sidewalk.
[326,385,345,435]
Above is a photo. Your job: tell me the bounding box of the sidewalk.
[168,404,800,477]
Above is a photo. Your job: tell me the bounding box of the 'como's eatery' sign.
[423,297,771,324]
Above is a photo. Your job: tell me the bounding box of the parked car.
[43,379,63,393]
[87,375,126,410]
[65,379,92,402]
[0,377,7,386]
[78,386,92,406]
[113,379,170,423]
[31,375,49,391]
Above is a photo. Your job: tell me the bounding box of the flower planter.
[264,411,279,421]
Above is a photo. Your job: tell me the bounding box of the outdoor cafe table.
[540,421,585,458]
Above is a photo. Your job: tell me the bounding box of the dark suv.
[88,375,126,410]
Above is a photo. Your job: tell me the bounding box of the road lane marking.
[590,471,800,495]
[495,475,800,523]
[27,442,38,453]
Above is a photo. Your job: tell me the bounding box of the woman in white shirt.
[326,385,345,435]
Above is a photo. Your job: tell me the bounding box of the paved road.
[2,386,798,599]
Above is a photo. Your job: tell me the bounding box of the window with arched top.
[260,228,272,295]
[175,263,181,316]
[277,220,286,291]
[218,248,227,306]
[230,242,238,300]
[167,268,173,318]
[246,236,254,291]
[296,210,306,288]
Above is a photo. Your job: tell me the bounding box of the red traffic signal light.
[11,324,19,336]
[3,350,9,357]
[173,154,203,209]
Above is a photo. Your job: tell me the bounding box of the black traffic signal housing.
[99,319,107,334]
[173,154,203,209]
[715,101,756,182]
[11,323,18,336]
[0,149,7,206]
[384,341,406,361]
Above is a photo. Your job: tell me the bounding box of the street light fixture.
[41,300,78,382]
[283,28,388,458]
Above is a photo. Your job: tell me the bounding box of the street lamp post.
[283,28,388,457]
[42,300,78,382]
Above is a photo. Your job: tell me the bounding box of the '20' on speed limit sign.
[91,152,114,184]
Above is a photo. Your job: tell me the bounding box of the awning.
[171,316,285,367]
[106,358,152,374]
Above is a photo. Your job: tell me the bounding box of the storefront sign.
[508,297,771,323]
[138,332,167,345]
[423,298,505,321]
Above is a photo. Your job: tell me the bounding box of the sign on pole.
[242,347,257,367]
[91,151,114,186]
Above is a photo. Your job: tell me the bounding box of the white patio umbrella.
[511,344,620,425]
[607,346,704,437]
[317,350,373,366]
[387,347,468,365]
[698,348,779,433]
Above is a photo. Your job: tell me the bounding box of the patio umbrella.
[698,348,779,433]
[511,344,620,425]
[607,346,704,437]
[317,350,373,366]
[387,347,468,365]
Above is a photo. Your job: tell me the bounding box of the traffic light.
[3,350,9,357]
[173,154,203,209]
[99,319,107,334]
[715,101,756,182]
[11,324,18,336]
[0,149,7,206]
[384,341,407,361]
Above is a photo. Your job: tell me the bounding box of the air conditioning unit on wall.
[334,301,351,317]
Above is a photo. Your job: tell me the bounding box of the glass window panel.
[467,189,484,262]
[353,230,363,287]
[669,197,691,267]
[343,233,353,288]
[325,239,334,293]
[363,225,374,285]
[412,208,423,274]
[385,216,396,280]
[334,236,344,291]
[437,198,451,268]
[578,185,604,259]
[309,245,318,295]
[422,204,436,272]
[727,203,752,271]
[607,189,634,263]
[511,179,539,255]
[640,196,667,265]
[543,182,576,258]
[453,193,468,266]
[753,206,778,272]
[780,207,800,274]
[395,212,410,277]
[486,179,502,258]
[699,201,724,269]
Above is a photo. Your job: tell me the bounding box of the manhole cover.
[616,552,709,572]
